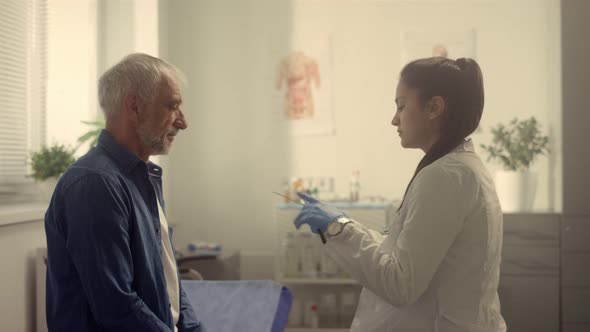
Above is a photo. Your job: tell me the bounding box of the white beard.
[137,124,168,156]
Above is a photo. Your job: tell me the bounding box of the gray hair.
[98,53,187,117]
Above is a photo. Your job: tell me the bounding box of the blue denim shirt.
[44,130,202,332]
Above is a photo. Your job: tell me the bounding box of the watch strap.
[327,216,353,237]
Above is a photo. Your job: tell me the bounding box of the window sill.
[0,202,47,226]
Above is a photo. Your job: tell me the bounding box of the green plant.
[480,117,549,172]
[76,118,105,150]
[30,143,76,181]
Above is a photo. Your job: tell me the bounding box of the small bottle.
[303,299,318,327]
[309,304,319,328]
[282,179,291,203]
[300,233,317,278]
[339,291,358,327]
[311,186,319,199]
[282,232,299,277]
[349,170,360,202]
[287,298,303,327]
[320,250,338,278]
[318,292,338,328]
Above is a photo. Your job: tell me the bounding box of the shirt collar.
[147,162,163,178]
[452,138,475,153]
[97,129,162,176]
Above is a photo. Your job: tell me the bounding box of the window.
[0,0,47,205]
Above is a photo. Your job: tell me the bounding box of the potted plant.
[480,117,549,212]
[30,143,76,201]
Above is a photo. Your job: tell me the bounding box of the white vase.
[494,170,537,212]
[37,177,59,202]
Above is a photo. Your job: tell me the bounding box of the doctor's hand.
[293,193,347,234]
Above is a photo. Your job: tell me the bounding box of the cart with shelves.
[275,201,396,330]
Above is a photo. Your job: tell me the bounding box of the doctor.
[294,57,506,332]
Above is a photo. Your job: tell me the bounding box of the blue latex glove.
[293,193,347,234]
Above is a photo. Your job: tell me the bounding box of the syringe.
[272,191,327,244]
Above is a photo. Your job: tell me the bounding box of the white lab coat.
[325,140,506,332]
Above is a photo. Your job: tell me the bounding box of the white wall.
[163,0,562,263]
[163,0,294,274]
[97,0,160,73]
[46,0,98,156]
[0,220,45,332]
[45,0,160,151]
[285,0,562,211]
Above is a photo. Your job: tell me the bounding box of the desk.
[177,250,241,280]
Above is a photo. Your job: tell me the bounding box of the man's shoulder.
[59,148,123,190]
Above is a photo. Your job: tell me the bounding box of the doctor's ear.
[426,96,445,119]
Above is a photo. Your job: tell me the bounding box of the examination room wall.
[282,0,562,210]
[163,0,295,278]
[163,0,562,277]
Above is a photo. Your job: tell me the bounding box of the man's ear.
[426,96,445,119]
[123,91,140,124]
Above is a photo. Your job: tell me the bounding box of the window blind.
[0,0,47,204]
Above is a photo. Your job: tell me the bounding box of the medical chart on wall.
[274,32,335,136]
[400,29,476,65]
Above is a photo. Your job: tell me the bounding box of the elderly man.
[44,53,202,331]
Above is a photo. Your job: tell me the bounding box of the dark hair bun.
[456,57,475,72]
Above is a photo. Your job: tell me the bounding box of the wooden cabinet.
[499,214,560,332]
[562,324,590,332]
[561,216,590,331]
[498,275,559,332]
[500,214,590,331]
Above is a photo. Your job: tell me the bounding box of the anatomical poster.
[275,33,334,136]
[400,29,476,65]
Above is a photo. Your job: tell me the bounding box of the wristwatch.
[326,216,353,237]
